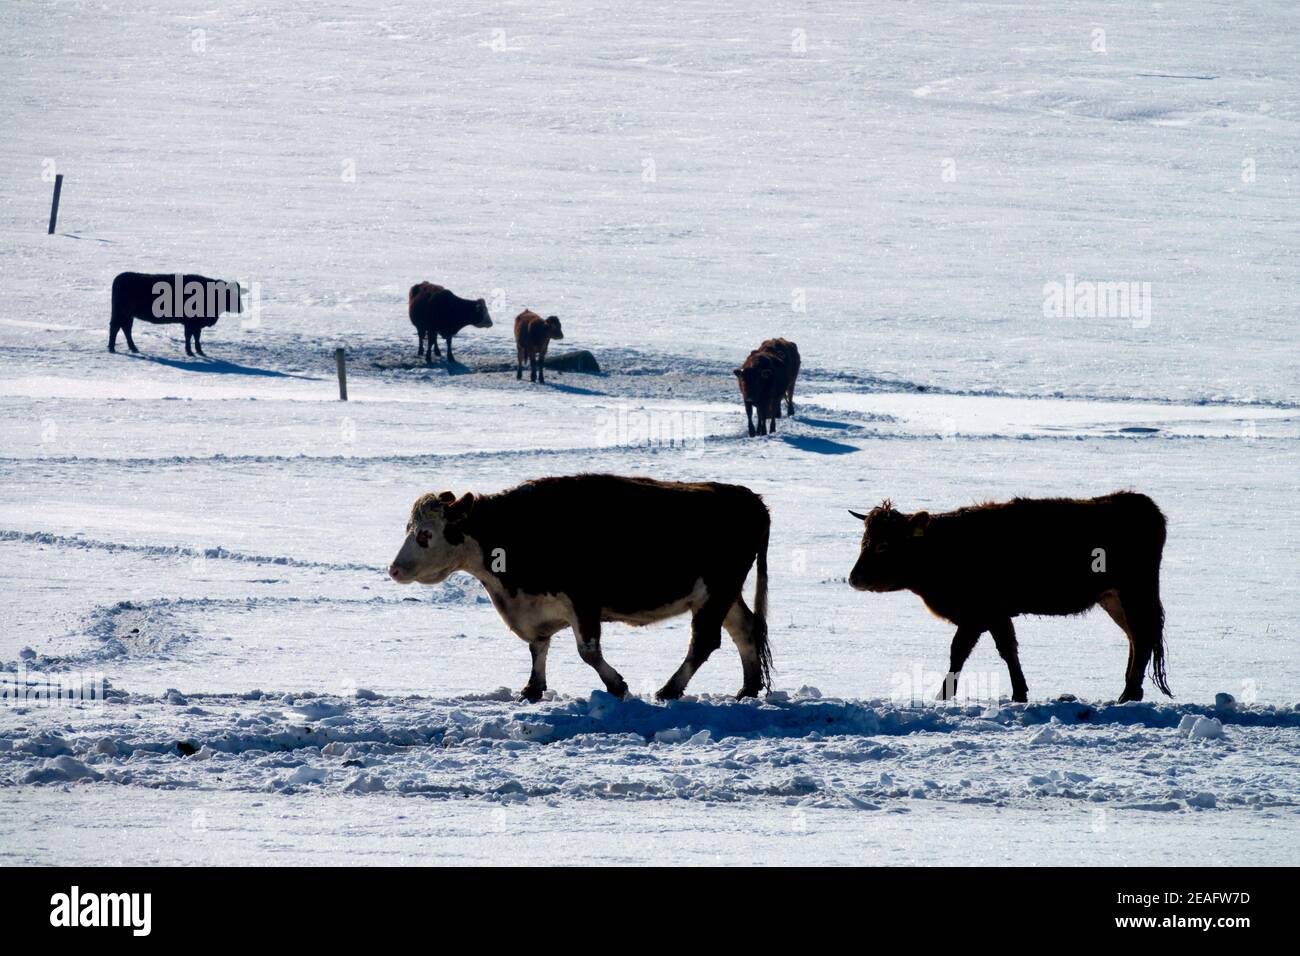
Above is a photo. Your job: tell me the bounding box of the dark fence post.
[335,348,348,401]
[47,174,63,234]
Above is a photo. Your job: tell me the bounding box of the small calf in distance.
[514,310,564,383]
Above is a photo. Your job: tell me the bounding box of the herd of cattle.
[106,273,1173,706]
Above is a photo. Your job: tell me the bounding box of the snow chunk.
[344,773,387,794]
[1028,725,1061,745]
[1185,716,1226,740]
[23,755,102,784]
[1186,792,1217,809]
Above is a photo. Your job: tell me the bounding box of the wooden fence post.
[335,347,348,401]
[47,174,63,234]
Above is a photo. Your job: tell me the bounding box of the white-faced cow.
[408,282,493,364]
[109,272,243,356]
[514,309,564,383]
[848,492,1170,704]
[734,338,800,437]
[389,474,773,701]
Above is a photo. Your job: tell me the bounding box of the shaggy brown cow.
[848,492,1170,704]
[109,272,243,356]
[734,338,800,436]
[389,474,773,702]
[408,282,493,364]
[514,309,564,383]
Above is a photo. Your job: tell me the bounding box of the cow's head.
[389,491,478,585]
[848,500,930,592]
[544,315,564,340]
[474,299,493,328]
[733,356,777,402]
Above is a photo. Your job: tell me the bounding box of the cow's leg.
[184,325,195,357]
[516,346,525,380]
[940,625,982,700]
[444,335,454,364]
[417,329,425,358]
[989,618,1029,703]
[109,313,121,353]
[536,352,545,384]
[786,384,796,417]
[723,595,763,699]
[658,601,725,701]
[744,401,756,437]
[520,637,550,702]
[572,610,627,698]
[1104,588,1163,702]
[430,332,440,359]
[122,315,138,353]
[529,352,538,383]
[193,326,205,357]
[1099,590,1139,701]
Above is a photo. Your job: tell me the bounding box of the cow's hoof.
[108,346,115,353]
[747,427,756,438]
[1118,689,1143,703]
[129,347,139,354]
[1012,691,1028,704]
[518,684,544,703]
[655,685,682,702]
[735,687,760,700]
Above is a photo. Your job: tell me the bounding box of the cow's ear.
[733,368,743,378]
[437,491,456,504]
[446,492,476,522]
[911,511,931,536]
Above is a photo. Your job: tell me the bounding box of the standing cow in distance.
[109,271,243,356]
[514,310,564,382]
[408,282,493,364]
[847,492,1170,704]
[388,474,773,702]
[734,338,800,436]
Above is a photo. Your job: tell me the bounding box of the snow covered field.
[1,0,1297,865]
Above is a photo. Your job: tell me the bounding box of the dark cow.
[514,309,564,382]
[408,282,493,364]
[109,272,242,356]
[734,338,800,436]
[389,474,773,701]
[848,492,1170,704]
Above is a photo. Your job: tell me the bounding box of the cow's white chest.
[487,585,575,640]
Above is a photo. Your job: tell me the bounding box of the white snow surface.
[1,0,1298,864]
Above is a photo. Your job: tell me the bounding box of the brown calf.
[514,309,564,382]
[848,492,1170,703]
[734,338,800,436]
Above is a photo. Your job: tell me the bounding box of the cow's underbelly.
[485,577,711,636]
[602,578,709,626]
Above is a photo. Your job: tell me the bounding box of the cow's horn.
[848,509,868,521]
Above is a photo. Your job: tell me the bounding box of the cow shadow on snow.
[780,434,858,455]
[130,354,318,380]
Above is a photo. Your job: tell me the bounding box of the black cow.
[109,272,242,356]
[408,282,493,364]
[389,474,773,701]
[848,492,1170,703]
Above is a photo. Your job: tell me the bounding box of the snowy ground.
[1,0,1297,865]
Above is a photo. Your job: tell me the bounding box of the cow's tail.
[1150,594,1172,697]
[752,506,773,692]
